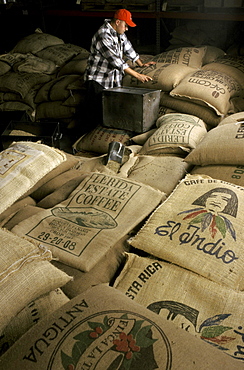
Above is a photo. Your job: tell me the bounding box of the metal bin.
[102,86,161,133]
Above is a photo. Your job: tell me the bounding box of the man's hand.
[136,73,153,83]
[142,61,157,67]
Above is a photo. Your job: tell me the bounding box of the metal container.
[102,86,161,133]
[1,120,62,150]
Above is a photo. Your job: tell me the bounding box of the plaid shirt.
[84,19,139,89]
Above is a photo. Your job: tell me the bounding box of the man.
[83,8,156,131]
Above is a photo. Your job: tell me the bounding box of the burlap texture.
[191,164,244,187]
[73,125,133,154]
[203,55,244,94]
[12,172,165,272]
[160,92,222,127]
[0,71,52,99]
[11,30,64,54]
[218,111,244,126]
[58,51,89,76]
[28,153,80,200]
[0,228,71,333]
[129,174,244,290]
[123,62,197,92]
[0,141,66,214]
[130,129,157,145]
[2,205,44,231]
[36,44,85,67]
[35,101,76,120]
[128,155,192,195]
[52,233,130,298]
[139,113,207,155]
[0,196,36,224]
[170,69,241,116]
[36,175,87,209]
[0,285,242,369]
[13,54,57,74]
[152,46,206,68]
[184,122,244,166]
[0,289,69,355]
[114,252,244,360]
[30,168,86,202]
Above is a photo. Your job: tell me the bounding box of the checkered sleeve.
[122,36,139,64]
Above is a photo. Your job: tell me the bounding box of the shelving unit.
[44,7,244,53]
[45,9,244,22]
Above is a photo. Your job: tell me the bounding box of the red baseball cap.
[114,9,137,27]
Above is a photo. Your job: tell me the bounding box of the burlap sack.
[3,205,44,231]
[34,78,59,103]
[122,62,197,92]
[0,288,69,356]
[73,125,133,154]
[36,44,85,67]
[1,86,38,109]
[0,196,36,224]
[0,53,22,75]
[52,233,130,298]
[191,164,244,187]
[0,285,242,369]
[26,152,80,199]
[0,61,10,75]
[127,154,192,195]
[201,46,226,65]
[130,129,157,145]
[139,113,207,155]
[30,168,87,201]
[12,172,165,272]
[11,29,64,54]
[152,46,206,68]
[160,92,223,127]
[114,252,244,361]
[203,55,244,94]
[218,111,244,126]
[184,121,244,166]
[170,69,241,116]
[0,228,71,333]
[129,174,244,290]
[0,141,66,214]
[49,74,82,101]
[13,53,57,74]
[58,52,89,77]
[73,154,117,175]
[229,97,244,113]
[0,71,52,99]
[157,105,177,118]
[36,175,87,209]
[35,101,76,120]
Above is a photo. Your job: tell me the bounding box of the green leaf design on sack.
[215,215,227,238]
[201,325,233,338]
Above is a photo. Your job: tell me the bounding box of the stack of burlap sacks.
[0,28,89,127]
[73,44,244,156]
[1,31,244,368]
[0,137,243,368]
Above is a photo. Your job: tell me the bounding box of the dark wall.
[0,4,243,54]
